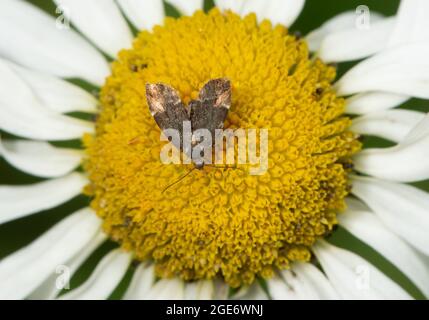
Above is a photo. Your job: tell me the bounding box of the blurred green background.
[0,0,427,299]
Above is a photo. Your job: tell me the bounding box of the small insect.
[145,78,231,169]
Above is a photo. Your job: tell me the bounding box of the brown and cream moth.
[145,78,231,169]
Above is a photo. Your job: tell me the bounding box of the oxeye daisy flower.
[0,0,428,300]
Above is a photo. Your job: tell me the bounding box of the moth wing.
[146,83,190,152]
[190,78,231,137]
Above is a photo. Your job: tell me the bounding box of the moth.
[145,78,231,169]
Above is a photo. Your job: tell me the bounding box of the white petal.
[0,173,87,225]
[165,0,203,16]
[345,196,370,212]
[353,114,429,182]
[117,0,165,31]
[266,274,298,299]
[336,43,429,99]
[0,208,102,300]
[402,113,429,144]
[59,249,131,300]
[148,278,185,300]
[197,280,215,299]
[313,240,411,299]
[184,280,214,300]
[339,207,429,298]
[307,12,382,52]
[0,0,110,86]
[346,92,409,115]
[286,263,340,299]
[236,0,265,19]
[351,109,426,143]
[9,61,97,114]
[351,176,429,255]
[53,0,133,58]
[214,0,246,13]
[317,17,395,63]
[267,263,339,300]
[281,272,322,299]
[232,283,268,300]
[0,138,83,178]
[240,0,304,27]
[389,0,429,47]
[0,60,94,141]
[184,282,200,300]
[213,279,229,300]
[28,231,107,300]
[266,0,305,27]
[416,250,429,273]
[0,103,93,141]
[122,263,156,300]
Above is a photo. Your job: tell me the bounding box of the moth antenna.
[204,164,245,172]
[162,167,196,193]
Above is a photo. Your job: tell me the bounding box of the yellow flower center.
[83,9,361,287]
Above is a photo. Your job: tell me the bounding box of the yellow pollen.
[83,9,361,287]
